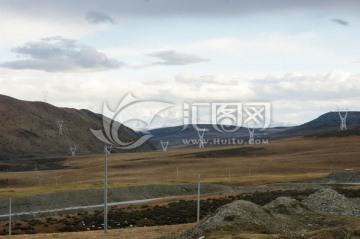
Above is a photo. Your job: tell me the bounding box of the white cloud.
[1,67,359,127]
[1,37,124,72]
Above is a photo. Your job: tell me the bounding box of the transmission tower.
[160,140,169,151]
[197,128,208,148]
[248,127,255,144]
[57,120,64,135]
[105,145,112,155]
[338,108,349,131]
[69,145,77,156]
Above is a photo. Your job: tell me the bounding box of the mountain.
[305,125,360,138]
[144,124,288,149]
[143,111,360,149]
[283,111,360,135]
[0,94,153,160]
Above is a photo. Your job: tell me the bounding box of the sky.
[0,0,359,129]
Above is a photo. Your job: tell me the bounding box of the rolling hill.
[144,124,289,149]
[0,94,153,160]
[284,111,360,134]
[144,112,360,149]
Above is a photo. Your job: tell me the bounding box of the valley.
[1,134,360,238]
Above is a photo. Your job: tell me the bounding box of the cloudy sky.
[0,0,359,128]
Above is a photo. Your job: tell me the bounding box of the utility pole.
[197,175,201,222]
[9,198,11,236]
[104,145,111,233]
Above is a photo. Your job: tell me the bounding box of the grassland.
[1,135,360,238]
[1,135,360,198]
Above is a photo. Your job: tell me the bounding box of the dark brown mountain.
[0,94,153,160]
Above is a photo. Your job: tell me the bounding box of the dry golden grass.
[1,136,360,239]
[1,135,360,198]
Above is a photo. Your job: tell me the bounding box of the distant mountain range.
[143,111,360,149]
[0,94,153,160]
[1,93,359,159]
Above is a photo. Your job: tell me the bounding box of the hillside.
[145,112,360,149]
[146,124,290,149]
[284,111,360,134]
[0,94,153,160]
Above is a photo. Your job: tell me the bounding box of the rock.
[159,194,360,239]
[302,188,356,216]
[179,200,279,238]
[264,197,309,215]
